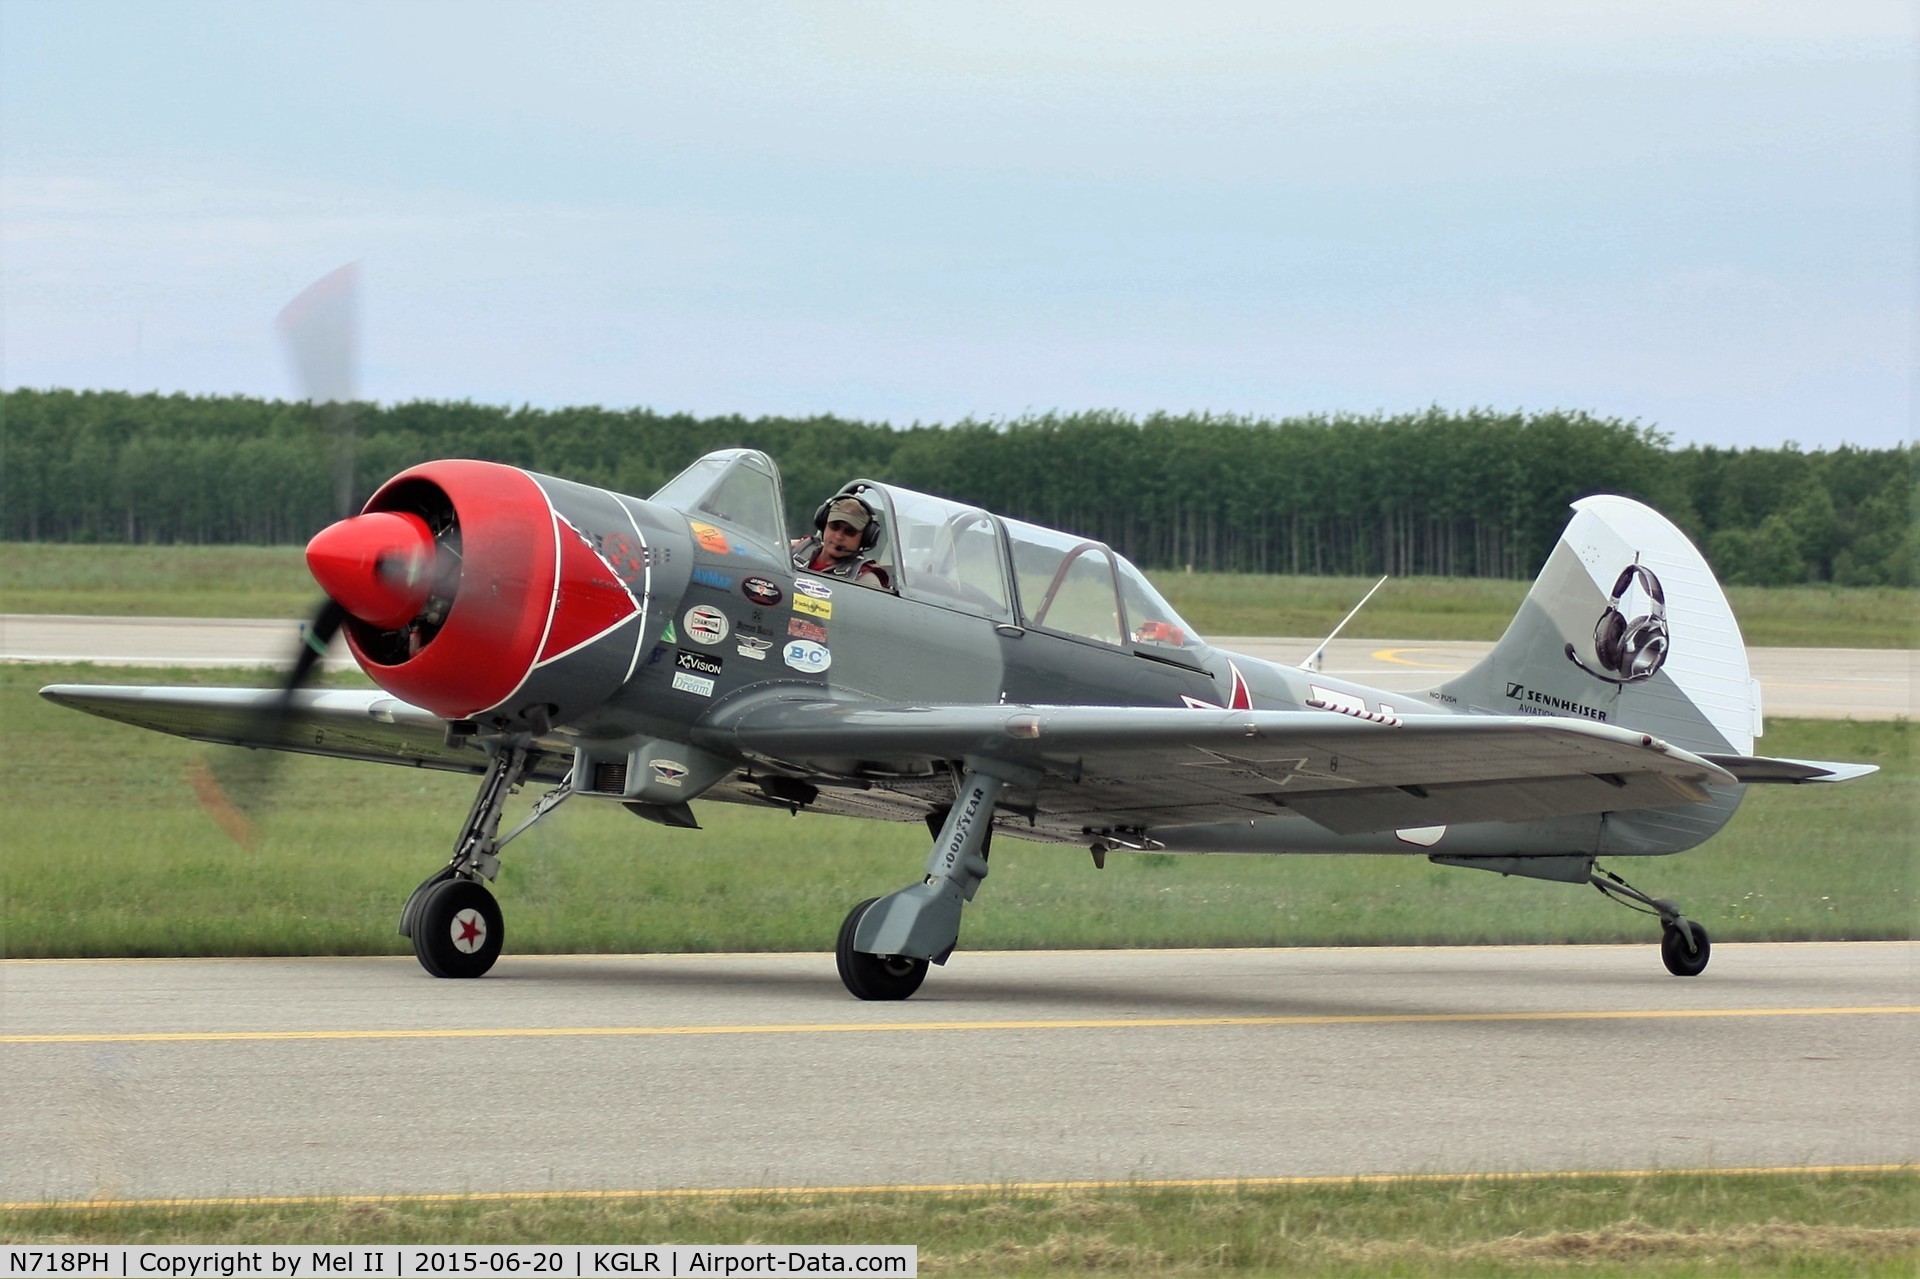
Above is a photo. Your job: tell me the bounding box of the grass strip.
[3,1169,1915,1277]
[3,664,1912,957]
[4,543,1915,647]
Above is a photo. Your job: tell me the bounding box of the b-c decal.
[784,640,831,674]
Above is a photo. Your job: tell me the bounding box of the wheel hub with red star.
[450,908,487,953]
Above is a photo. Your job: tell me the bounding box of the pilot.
[792,493,891,589]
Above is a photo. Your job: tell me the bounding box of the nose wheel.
[412,877,503,978]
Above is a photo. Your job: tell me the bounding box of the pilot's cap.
[826,497,871,531]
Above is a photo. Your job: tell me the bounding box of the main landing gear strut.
[399,743,572,978]
[835,761,1027,1000]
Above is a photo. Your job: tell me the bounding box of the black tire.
[835,897,928,1001]
[1660,919,1711,977]
[412,877,504,978]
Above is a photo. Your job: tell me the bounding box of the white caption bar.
[1,1246,916,1279]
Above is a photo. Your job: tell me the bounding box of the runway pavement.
[1213,636,1914,721]
[4,615,1912,719]
[4,944,1914,1203]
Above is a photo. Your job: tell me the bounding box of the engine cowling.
[305,460,669,726]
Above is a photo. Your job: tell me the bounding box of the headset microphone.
[1565,643,1661,686]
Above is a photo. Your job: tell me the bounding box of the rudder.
[1437,495,1759,757]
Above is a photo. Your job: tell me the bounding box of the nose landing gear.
[399,742,572,978]
[412,877,504,978]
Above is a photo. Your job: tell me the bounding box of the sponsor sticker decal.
[793,578,833,600]
[1503,682,1608,722]
[736,636,772,661]
[741,577,784,607]
[690,566,735,591]
[661,621,677,644]
[784,639,832,674]
[600,532,648,581]
[792,594,832,620]
[690,521,730,554]
[683,604,730,645]
[787,616,828,643]
[649,760,690,787]
[676,648,723,676]
[670,671,716,697]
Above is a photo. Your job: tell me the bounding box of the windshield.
[649,449,787,550]
[1114,557,1203,651]
[1004,517,1201,650]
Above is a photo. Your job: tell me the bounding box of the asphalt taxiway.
[4,943,1913,1203]
[3,615,1912,719]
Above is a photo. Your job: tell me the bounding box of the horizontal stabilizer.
[1698,754,1881,784]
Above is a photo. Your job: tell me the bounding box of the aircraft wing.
[694,700,1741,836]
[38,684,528,777]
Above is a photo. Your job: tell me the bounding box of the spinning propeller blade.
[276,261,361,521]
[192,266,364,845]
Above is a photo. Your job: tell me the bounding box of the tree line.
[3,389,1913,586]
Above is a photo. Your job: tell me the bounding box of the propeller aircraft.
[42,447,1877,998]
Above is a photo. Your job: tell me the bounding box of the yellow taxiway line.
[1368,646,1463,669]
[4,1164,1912,1213]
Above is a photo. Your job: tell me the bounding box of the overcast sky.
[2,1,1913,450]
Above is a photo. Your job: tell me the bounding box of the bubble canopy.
[838,477,1204,651]
[646,449,1203,651]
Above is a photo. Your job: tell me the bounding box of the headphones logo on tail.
[1566,562,1669,685]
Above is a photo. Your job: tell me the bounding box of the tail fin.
[1438,495,1759,757]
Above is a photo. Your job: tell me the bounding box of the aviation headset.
[811,489,882,553]
[1567,562,1669,685]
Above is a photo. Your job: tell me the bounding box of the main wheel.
[413,877,504,978]
[1660,919,1711,977]
[835,897,928,1001]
